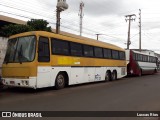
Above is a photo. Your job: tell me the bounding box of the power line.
[0,11,32,19]
[0,4,56,20]
[0,6,128,43]
[62,11,127,34]
[0,0,57,14]
[0,1,143,46]
[0,10,118,40]
[61,19,126,40]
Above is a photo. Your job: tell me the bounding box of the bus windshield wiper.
[5,55,10,64]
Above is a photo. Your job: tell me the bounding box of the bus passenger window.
[119,51,125,60]
[139,55,142,61]
[70,42,83,56]
[112,50,119,59]
[83,45,94,57]
[51,39,69,55]
[94,47,103,58]
[103,49,112,59]
[38,37,50,62]
[133,53,136,60]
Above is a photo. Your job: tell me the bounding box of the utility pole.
[139,9,142,51]
[56,0,68,34]
[56,7,61,34]
[96,34,103,41]
[79,1,84,36]
[125,14,136,49]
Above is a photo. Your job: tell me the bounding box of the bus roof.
[9,31,125,51]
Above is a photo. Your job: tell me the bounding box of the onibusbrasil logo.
[1,112,42,118]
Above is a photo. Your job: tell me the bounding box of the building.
[0,15,26,36]
[0,15,26,75]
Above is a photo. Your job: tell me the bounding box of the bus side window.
[119,51,125,60]
[83,45,94,57]
[38,37,50,62]
[51,38,69,55]
[70,42,83,56]
[103,48,112,59]
[112,50,119,59]
[94,47,103,58]
[133,53,136,60]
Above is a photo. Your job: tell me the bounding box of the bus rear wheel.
[111,71,117,80]
[55,73,65,90]
[105,71,111,81]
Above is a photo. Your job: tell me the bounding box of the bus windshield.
[4,36,36,63]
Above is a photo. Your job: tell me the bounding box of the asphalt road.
[0,73,160,120]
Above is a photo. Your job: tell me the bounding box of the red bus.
[126,49,158,76]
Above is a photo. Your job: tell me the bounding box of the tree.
[27,19,51,32]
[0,24,33,37]
[0,19,52,37]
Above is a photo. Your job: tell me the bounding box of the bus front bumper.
[2,77,37,89]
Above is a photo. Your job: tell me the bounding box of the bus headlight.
[21,80,29,86]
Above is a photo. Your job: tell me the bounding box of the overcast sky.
[1,0,160,53]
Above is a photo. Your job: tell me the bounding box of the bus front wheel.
[55,73,65,90]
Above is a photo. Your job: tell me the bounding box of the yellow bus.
[2,31,127,89]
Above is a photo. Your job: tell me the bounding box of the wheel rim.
[112,71,116,80]
[112,73,115,80]
[105,72,110,81]
[57,74,65,87]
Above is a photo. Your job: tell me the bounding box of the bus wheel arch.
[112,70,117,80]
[105,70,112,81]
[63,71,69,86]
[55,71,69,90]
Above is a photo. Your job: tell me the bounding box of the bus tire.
[154,69,157,73]
[105,71,111,81]
[112,70,117,80]
[55,72,66,90]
